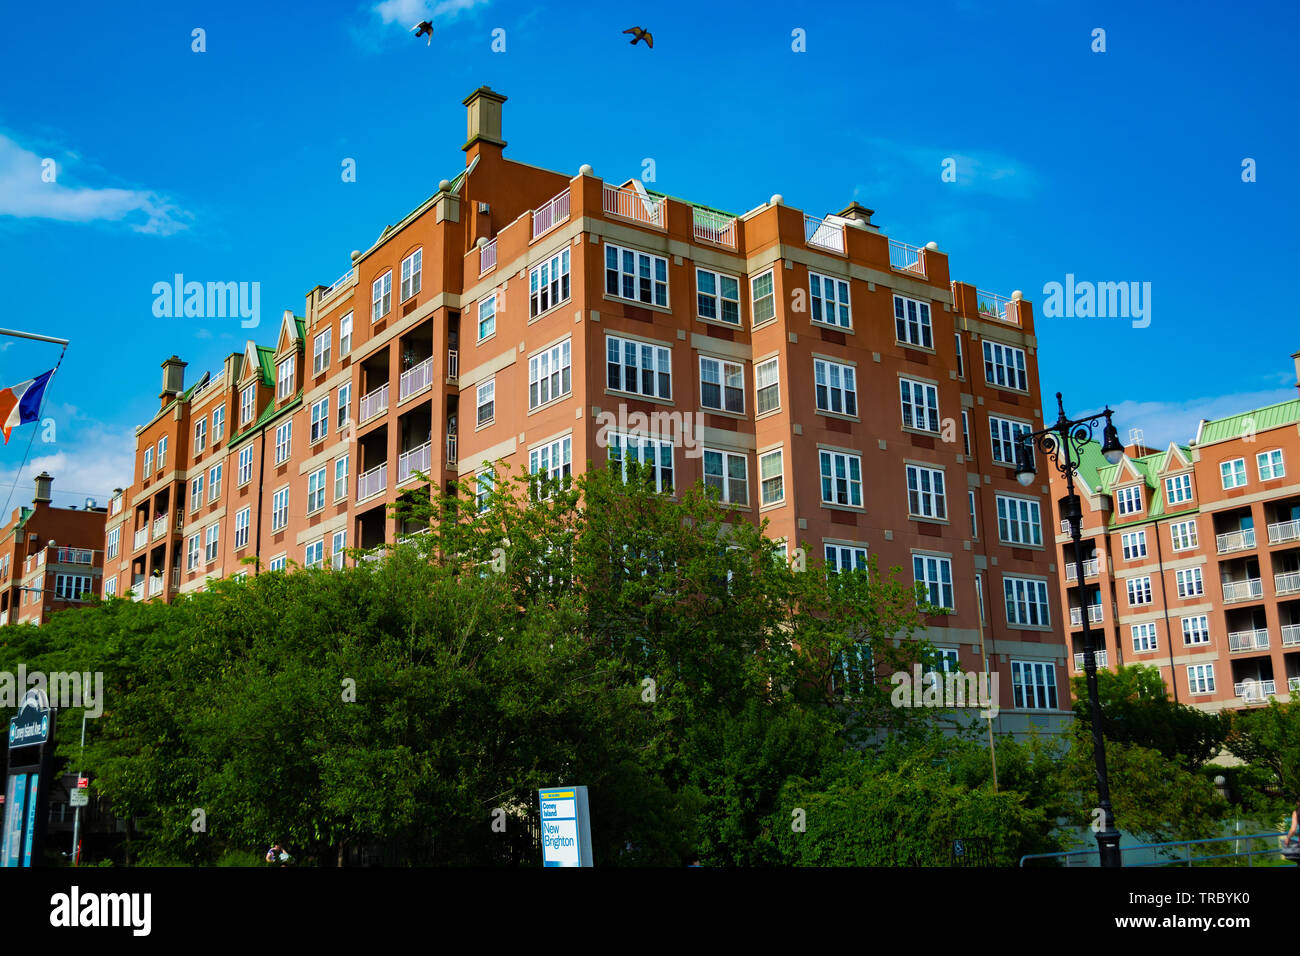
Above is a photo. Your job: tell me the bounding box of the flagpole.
[0,328,70,346]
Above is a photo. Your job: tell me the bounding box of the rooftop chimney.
[462,86,507,154]
[161,355,187,400]
[33,472,52,504]
[836,202,876,229]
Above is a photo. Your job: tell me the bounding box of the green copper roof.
[1197,399,1300,446]
[255,346,275,386]
[228,395,301,448]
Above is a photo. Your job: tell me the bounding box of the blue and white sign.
[539,785,593,867]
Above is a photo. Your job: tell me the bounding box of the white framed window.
[305,539,325,569]
[989,416,1031,466]
[605,243,668,308]
[190,474,205,512]
[1004,576,1051,627]
[269,554,287,572]
[475,468,494,514]
[606,335,671,400]
[1176,567,1204,598]
[1164,473,1193,505]
[1011,660,1058,709]
[607,433,674,493]
[107,528,120,560]
[813,358,856,416]
[969,490,978,537]
[530,248,571,317]
[337,383,351,429]
[476,379,495,427]
[310,396,329,444]
[751,270,776,325]
[372,270,392,321]
[913,553,954,609]
[208,463,222,502]
[194,418,207,454]
[271,487,289,531]
[1182,615,1210,646]
[477,294,497,341]
[1258,449,1285,481]
[275,421,292,465]
[954,332,965,378]
[1220,458,1247,489]
[755,358,780,414]
[1170,519,1198,551]
[808,271,850,328]
[1132,622,1158,653]
[530,435,573,495]
[104,577,116,598]
[143,447,153,476]
[696,268,740,325]
[528,339,572,410]
[334,455,349,501]
[1127,576,1153,606]
[204,523,220,563]
[54,575,93,600]
[1116,485,1143,516]
[893,294,932,348]
[906,464,947,520]
[703,449,748,505]
[238,446,254,486]
[701,356,745,414]
[313,328,331,375]
[186,534,201,571]
[819,450,863,508]
[307,467,327,513]
[331,530,348,569]
[1121,530,1147,560]
[339,312,353,355]
[976,572,987,624]
[899,378,939,433]
[240,384,256,424]
[961,410,970,456]
[276,358,295,401]
[995,494,1041,545]
[825,543,868,573]
[400,248,422,301]
[212,407,225,442]
[234,506,250,549]
[157,436,168,469]
[759,449,784,505]
[1187,663,1215,695]
[982,340,1028,391]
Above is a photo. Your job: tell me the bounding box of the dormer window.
[1116,485,1143,516]
[277,358,295,400]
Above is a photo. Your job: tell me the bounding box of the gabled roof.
[1158,442,1192,473]
[227,394,301,449]
[1196,399,1300,446]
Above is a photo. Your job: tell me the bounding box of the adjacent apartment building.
[1051,351,1300,712]
[0,473,107,627]
[101,86,1070,733]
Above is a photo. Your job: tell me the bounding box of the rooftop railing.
[975,289,1017,324]
[693,209,738,249]
[804,215,845,253]
[478,238,497,274]
[320,268,357,303]
[603,184,664,228]
[889,239,926,276]
[532,188,571,240]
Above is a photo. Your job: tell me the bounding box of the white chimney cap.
[925,241,939,251]
[769,194,783,206]
[579,164,593,177]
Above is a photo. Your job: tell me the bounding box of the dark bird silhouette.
[623,26,653,48]
[411,20,434,45]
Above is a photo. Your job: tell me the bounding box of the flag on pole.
[0,370,55,443]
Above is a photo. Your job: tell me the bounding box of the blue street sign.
[538,785,593,867]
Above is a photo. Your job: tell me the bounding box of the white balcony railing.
[56,547,93,565]
[171,567,180,587]
[446,434,458,465]
[134,527,149,551]
[693,209,737,249]
[1069,604,1104,626]
[1073,650,1109,671]
[399,358,432,402]
[320,268,356,303]
[0,611,7,626]
[1228,628,1271,653]
[358,383,389,424]
[129,581,144,602]
[1060,518,1073,535]
[148,575,164,597]
[1236,680,1276,702]
[975,289,1017,324]
[602,184,664,227]
[357,463,387,502]
[804,215,845,253]
[1276,571,1300,596]
[532,188,570,240]
[889,239,926,276]
[152,514,167,540]
[110,496,123,516]
[1268,519,1300,545]
[447,349,459,380]
[1283,624,1300,648]
[479,238,497,274]
[397,441,431,484]
[1291,677,1300,694]
[1223,578,1264,603]
[1216,528,1256,554]
[1065,559,1099,582]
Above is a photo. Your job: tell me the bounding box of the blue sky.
[1,0,1297,507]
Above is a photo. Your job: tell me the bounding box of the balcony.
[975,289,1018,325]
[532,188,570,240]
[1283,624,1300,648]
[804,215,845,254]
[0,611,7,626]
[1291,677,1300,694]
[447,349,459,380]
[1069,604,1104,626]
[357,463,387,502]
[148,575,164,597]
[1060,518,1073,535]
[1064,559,1099,582]
[1216,528,1256,554]
[1269,519,1300,545]
[56,547,93,565]
[129,581,144,602]
[603,184,663,228]
[358,383,389,424]
[1222,578,1264,603]
[319,268,356,305]
[399,358,433,402]
[693,209,737,249]
[889,239,926,276]
[1235,680,1276,703]
[1276,571,1300,596]
[478,238,497,275]
[446,434,458,465]
[133,527,149,551]
[1073,650,1108,671]
[397,441,432,484]
[152,514,168,540]
[1228,628,1271,653]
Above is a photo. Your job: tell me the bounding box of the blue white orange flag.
[0,370,55,443]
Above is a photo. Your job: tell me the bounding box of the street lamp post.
[1015,391,1125,868]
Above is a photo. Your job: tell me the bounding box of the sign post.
[538,786,593,867]
[3,689,56,868]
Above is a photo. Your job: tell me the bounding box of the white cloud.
[0,133,191,235]
[1110,388,1297,449]
[372,0,488,25]
[853,137,1039,202]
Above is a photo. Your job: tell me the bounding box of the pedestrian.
[266,842,291,867]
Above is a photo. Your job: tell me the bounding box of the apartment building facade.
[0,473,107,627]
[1050,353,1300,712]
[102,86,1070,734]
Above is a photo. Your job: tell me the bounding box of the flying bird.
[411,20,434,45]
[623,26,653,48]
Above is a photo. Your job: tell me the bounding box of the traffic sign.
[76,777,88,789]
[538,785,592,867]
[69,790,89,808]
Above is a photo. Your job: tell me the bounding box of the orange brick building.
[0,472,107,627]
[1050,351,1300,711]
[102,86,1071,734]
